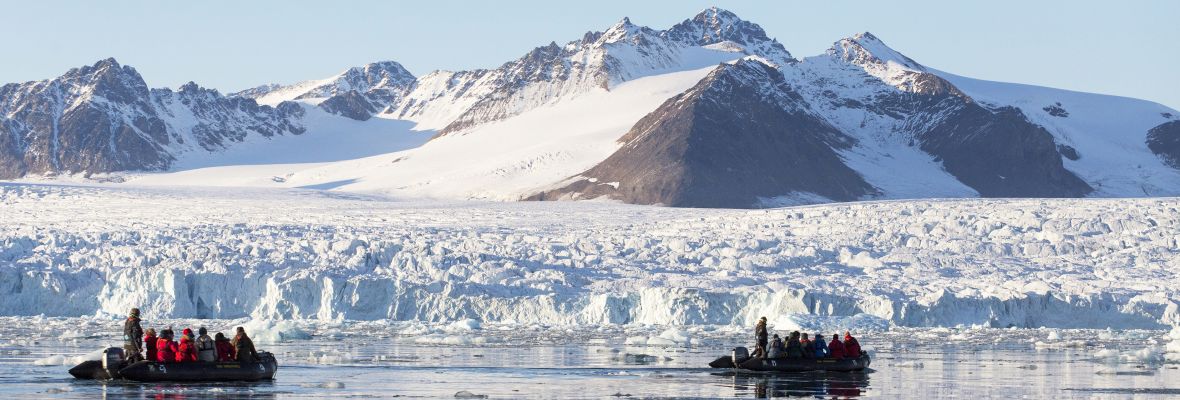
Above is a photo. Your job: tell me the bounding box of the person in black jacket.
[122,308,144,362]
[232,327,259,362]
[785,331,803,359]
[752,317,769,359]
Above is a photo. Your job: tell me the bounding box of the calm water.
[2,319,1178,398]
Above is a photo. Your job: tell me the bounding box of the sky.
[3,1,1178,109]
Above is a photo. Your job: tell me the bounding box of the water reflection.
[75,380,281,400]
[719,371,871,398]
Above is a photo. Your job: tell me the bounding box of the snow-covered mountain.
[0,58,307,178]
[238,7,792,132]
[530,30,1178,206]
[530,59,875,207]
[3,8,1179,208]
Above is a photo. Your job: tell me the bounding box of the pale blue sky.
[3,1,1177,108]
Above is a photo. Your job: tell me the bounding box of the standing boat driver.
[123,308,145,361]
[752,317,769,359]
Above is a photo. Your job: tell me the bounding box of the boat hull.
[69,351,279,382]
[735,354,871,372]
[118,354,278,382]
[68,360,114,380]
[709,347,871,372]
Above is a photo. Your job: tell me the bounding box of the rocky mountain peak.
[178,81,201,92]
[352,61,416,88]
[664,7,794,65]
[600,16,657,45]
[58,57,151,105]
[829,31,924,71]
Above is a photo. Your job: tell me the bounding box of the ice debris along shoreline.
[20,318,1180,368]
[1,184,1179,329]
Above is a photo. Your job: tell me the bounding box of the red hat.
[183,328,193,336]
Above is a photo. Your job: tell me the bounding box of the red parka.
[828,338,847,359]
[216,339,236,362]
[844,334,862,357]
[156,337,177,363]
[143,333,158,362]
[176,336,198,362]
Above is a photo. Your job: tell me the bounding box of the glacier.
[2,183,1177,329]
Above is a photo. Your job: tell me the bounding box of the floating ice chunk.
[241,320,311,344]
[60,331,101,340]
[1097,329,1115,341]
[446,319,482,332]
[625,335,648,345]
[301,381,346,389]
[622,328,694,347]
[1094,349,1119,359]
[1034,340,1088,349]
[454,390,488,398]
[33,347,105,366]
[33,355,68,366]
[893,361,924,368]
[1095,346,1165,364]
[657,328,692,345]
[307,350,356,365]
[1045,330,1061,341]
[413,334,494,345]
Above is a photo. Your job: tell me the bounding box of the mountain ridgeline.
[2,7,1179,207]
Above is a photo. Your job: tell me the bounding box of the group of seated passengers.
[752,316,864,360]
[123,308,259,363]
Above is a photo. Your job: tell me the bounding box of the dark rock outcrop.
[1147,120,1180,168]
[530,60,875,208]
[318,91,376,121]
[918,104,1092,197]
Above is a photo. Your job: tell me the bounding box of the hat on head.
[198,327,207,335]
[130,308,140,317]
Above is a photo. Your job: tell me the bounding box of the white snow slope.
[2,183,1177,329]
[123,66,721,199]
[108,31,1180,204]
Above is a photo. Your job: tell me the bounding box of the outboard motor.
[102,347,125,378]
[731,346,750,367]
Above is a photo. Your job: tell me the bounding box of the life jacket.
[813,338,829,358]
[767,338,783,358]
[216,339,236,362]
[844,335,862,357]
[785,338,803,358]
[828,339,846,359]
[156,338,177,363]
[176,337,198,362]
[143,334,158,362]
[197,335,217,362]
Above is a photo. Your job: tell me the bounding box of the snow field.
[2,184,1179,330]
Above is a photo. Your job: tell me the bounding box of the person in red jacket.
[214,332,236,362]
[828,333,847,359]
[844,331,862,357]
[176,328,199,363]
[156,329,177,363]
[143,328,158,362]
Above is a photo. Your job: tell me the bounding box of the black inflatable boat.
[709,347,870,372]
[68,347,278,382]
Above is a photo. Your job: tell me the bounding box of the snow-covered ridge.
[3,184,1177,328]
[235,7,793,132]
